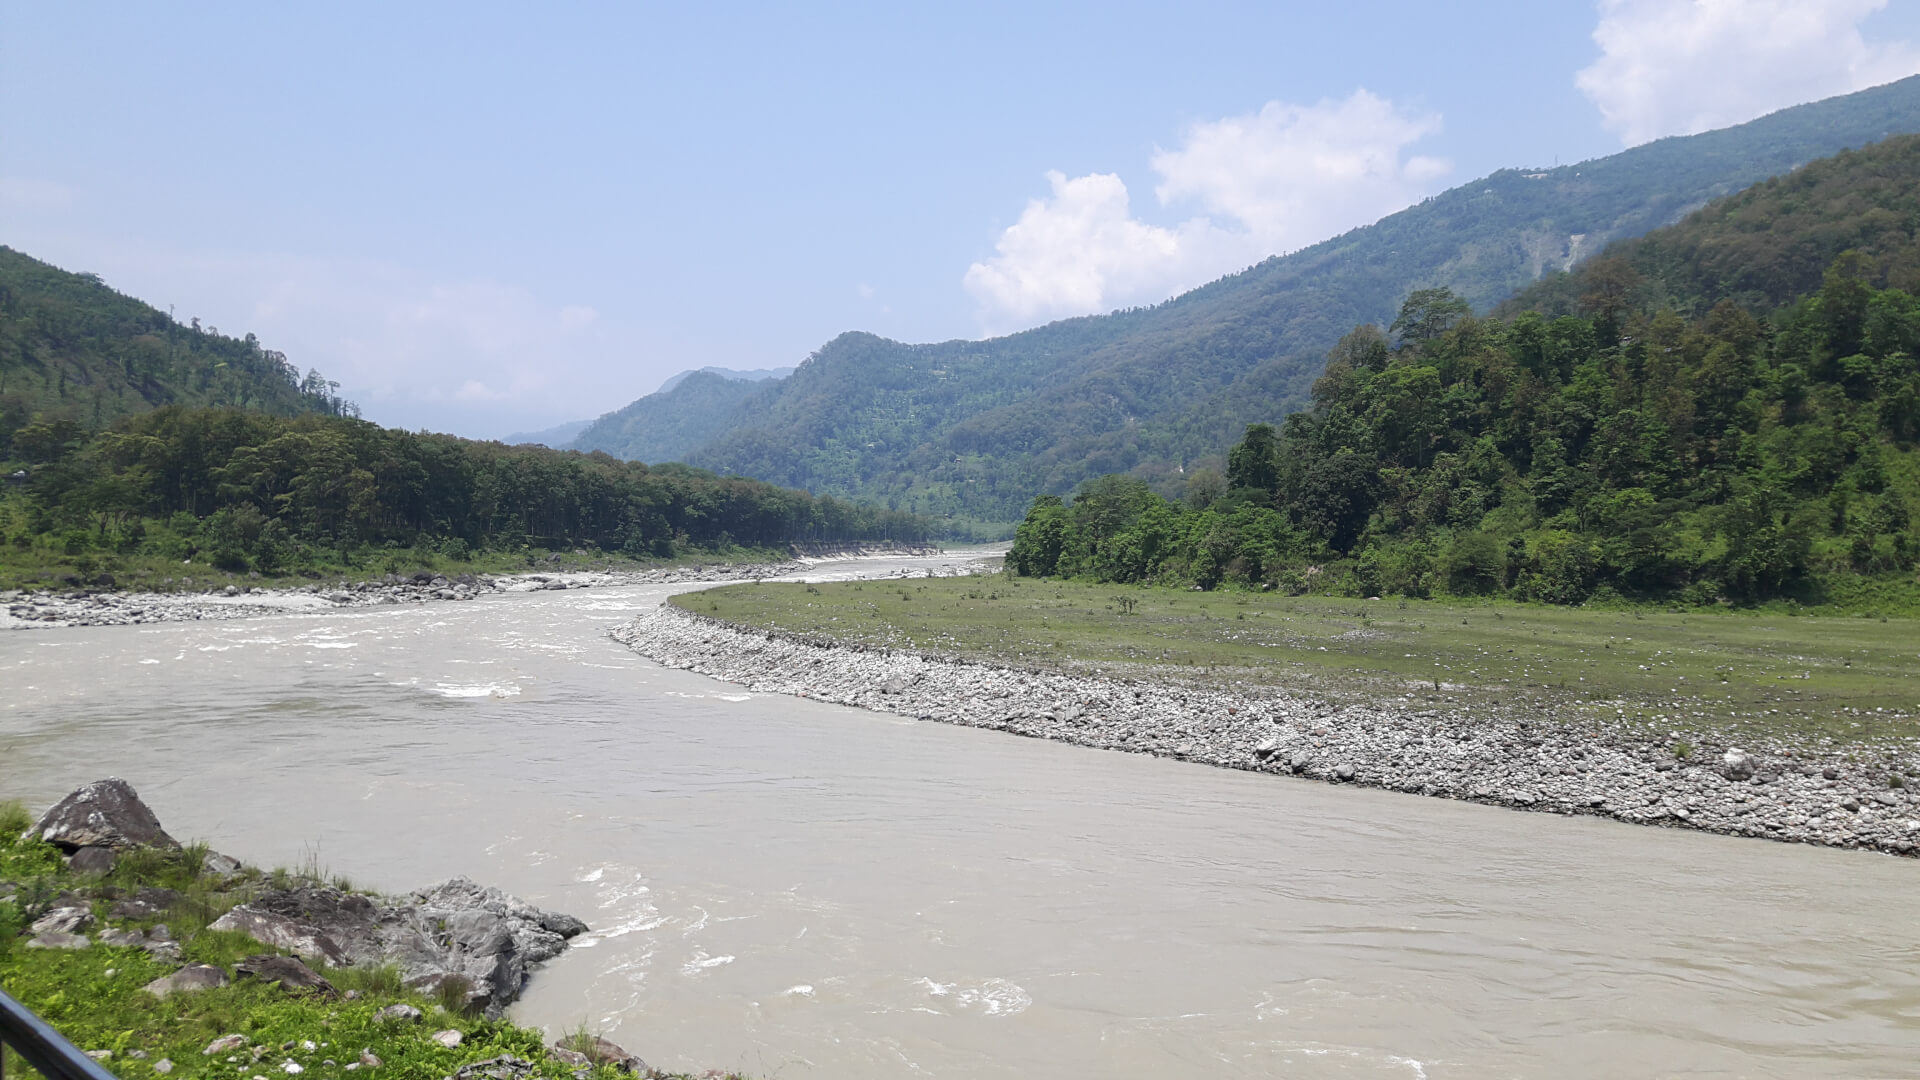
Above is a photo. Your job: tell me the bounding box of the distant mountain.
[0,246,351,430]
[655,365,794,395]
[503,418,592,448]
[666,76,1920,533]
[570,366,794,463]
[1011,131,1920,604]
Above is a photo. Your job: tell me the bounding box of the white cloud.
[1577,0,1920,146]
[963,91,1450,331]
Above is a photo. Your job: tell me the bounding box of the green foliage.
[647,77,1920,529]
[0,246,351,445]
[1005,134,1920,606]
[0,405,932,586]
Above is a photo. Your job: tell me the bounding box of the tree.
[1391,288,1471,345]
[1226,423,1280,497]
[1008,495,1068,577]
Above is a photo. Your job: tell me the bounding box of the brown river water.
[3,554,1917,1078]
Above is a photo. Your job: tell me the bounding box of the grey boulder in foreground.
[26,777,181,851]
[210,876,589,1017]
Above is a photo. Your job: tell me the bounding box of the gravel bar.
[0,562,805,630]
[616,603,1920,858]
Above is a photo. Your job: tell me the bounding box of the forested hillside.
[0,254,926,588]
[0,406,929,587]
[1007,134,1920,608]
[665,76,1920,534]
[0,247,352,430]
[570,368,791,462]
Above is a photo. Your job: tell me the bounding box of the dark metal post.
[0,987,121,1080]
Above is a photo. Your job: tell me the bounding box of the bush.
[1442,532,1506,596]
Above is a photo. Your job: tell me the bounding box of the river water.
[3,555,1916,1078]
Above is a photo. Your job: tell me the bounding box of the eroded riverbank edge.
[615,603,1920,857]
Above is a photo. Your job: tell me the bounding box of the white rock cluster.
[616,604,1920,857]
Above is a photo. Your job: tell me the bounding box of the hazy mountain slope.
[677,77,1920,530]
[570,369,792,463]
[655,365,794,395]
[0,246,351,432]
[504,418,593,448]
[1508,136,1920,319]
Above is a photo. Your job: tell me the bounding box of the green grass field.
[679,573,1920,748]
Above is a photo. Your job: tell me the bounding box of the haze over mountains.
[570,76,1920,535]
[557,366,796,458]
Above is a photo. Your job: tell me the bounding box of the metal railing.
[0,987,120,1080]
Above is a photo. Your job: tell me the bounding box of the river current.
[3,554,1916,1078]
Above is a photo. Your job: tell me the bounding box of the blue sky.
[6,1,1920,438]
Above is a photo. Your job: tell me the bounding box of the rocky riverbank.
[3,779,690,1077]
[0,562,806,630]
[615,604,1920,857]
[13,779,590,1018]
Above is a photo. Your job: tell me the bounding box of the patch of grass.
[681,572,1920,749]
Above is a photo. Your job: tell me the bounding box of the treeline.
[0,247,353,428]
[1009,254,1920,605]
[3,406,931,576]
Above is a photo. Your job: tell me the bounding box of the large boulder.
[27,778,179,852]
[208,877,588,1018]
[1723,748,1758,781]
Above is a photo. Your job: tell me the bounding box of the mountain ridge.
[645,76,1920,534]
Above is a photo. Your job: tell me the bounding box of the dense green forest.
[0,407,930,586]
[569,368,790,462]
[656,77,1920,533]
[0,247,353,428]
[1006,135,1920,608]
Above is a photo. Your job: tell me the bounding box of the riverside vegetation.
[0,787,736,1080]
[0,405,927,594]
[0,247,931,595]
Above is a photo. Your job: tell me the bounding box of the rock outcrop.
[26,778,179,851]
[210,878,588,1016]
[22,780,591,1017]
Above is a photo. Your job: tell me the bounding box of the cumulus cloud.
[964,91,1450,331]
[1577,0,1920,146]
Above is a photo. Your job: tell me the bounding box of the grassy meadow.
[678,573,1920,748]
